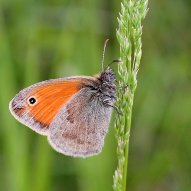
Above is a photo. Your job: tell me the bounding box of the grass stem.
[113,1,148,191]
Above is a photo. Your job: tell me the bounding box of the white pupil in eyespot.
[29,97,36,104]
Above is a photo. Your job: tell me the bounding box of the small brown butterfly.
[9,40,117,158]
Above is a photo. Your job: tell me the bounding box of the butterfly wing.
[48,87,113,157]
[9,77,96,135]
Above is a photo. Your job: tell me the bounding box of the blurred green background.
[0,0,191,191]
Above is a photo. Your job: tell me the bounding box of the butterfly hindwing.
[48,87,113,157]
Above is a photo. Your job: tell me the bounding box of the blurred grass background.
[0,0,191,191]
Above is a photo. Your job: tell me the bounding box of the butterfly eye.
[27,96,37,105]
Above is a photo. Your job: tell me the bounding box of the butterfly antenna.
[106,59,122,69]
[102,39,109,72]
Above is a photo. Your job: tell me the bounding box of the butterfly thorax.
[95,68,116,106]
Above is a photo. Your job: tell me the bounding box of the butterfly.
[9,40,118,158]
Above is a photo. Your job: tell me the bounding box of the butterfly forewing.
[9,77,96,135]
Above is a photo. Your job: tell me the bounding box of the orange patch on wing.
[28,80,83,126]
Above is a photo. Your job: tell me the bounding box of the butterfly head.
[100,67,115,83]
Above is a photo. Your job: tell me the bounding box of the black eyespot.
[28,97,36,105]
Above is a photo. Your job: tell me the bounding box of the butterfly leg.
[115,80,128,89]
[102,98,122,115]
[116,85,128,89]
